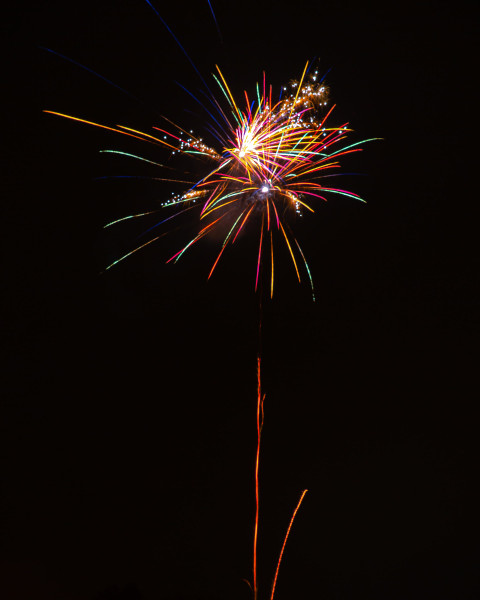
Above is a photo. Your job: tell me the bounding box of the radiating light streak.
[99,150,174,169]
[103,234,165,272]
[39,47,140,102]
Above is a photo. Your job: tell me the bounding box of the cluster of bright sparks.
[45,61,375,298]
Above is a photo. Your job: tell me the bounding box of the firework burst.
[43,8,380,590]
[45,61,377,298]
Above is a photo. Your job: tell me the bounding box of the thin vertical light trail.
[255,217,264,291]
[270,231,274,299]
[270,489,308,600]
[253,354,264,600]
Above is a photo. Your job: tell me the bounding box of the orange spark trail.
[270,489,308,600]
[253,355,264,600]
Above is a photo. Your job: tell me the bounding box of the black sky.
[2,1,479,598]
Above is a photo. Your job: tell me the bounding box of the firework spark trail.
[253,354,265,600]
[270,489,308,600]
[252,325,306,600]
[206,0,223,42]
[143,0,209,91]
[39,47,143,104]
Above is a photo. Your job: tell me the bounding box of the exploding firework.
[44,16,378,593]
[45,61,377,299]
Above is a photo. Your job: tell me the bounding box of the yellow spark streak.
[43,111,153,144]
[200,197,240,217]
[288,62,309,122]
[215,66,243,123]
[279,221,301,282]
[103,234,165,272]
[295,162,340,177]
[284,193,315,213]
[157,114,205,145]
[117,125,178,151]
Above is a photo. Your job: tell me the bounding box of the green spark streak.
[212,73,242,128]
[99,150,171,169]
[212,210,248,256]
[294,239,315,302]
[184,151,217,157]
[324,189,366,202]
[104,210,161,228]
[103,235,164,271]
[206,189,247,211]
[324,138,382,159]
[256,82,262,111]
[173,230,209,263]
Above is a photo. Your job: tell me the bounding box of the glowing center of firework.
[261,185,269,193]
[238,143,255,159]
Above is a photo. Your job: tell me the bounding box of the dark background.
[2,1,479,598]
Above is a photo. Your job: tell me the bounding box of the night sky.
[3,1,479,598]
